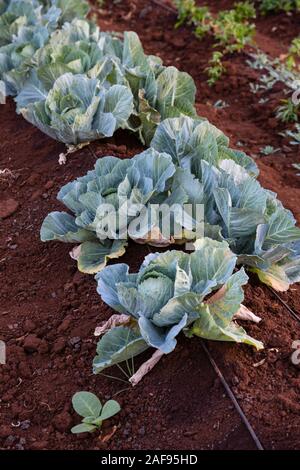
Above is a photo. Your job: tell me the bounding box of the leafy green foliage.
[0,0,89,96]
[93,238,263,375]
[40,149,186,273]
[13,21,196,144]
[260,145,280,155]
[175,0,211,38]
[286,37,300,70]
[206,51,225,87]
[158,117,300,292]
[17,72,134,144]
[150,115,258,176]
[160,116,300,291]
[71,391,121,434]
[41,115,300,291]
[276,98,299,123]
[40,117,257,273]
[248,51,300,130]
[214,2,256,53]
[259,0,300,14]
[174,1,256,84]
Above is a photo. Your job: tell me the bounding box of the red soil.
[0,0,300,450]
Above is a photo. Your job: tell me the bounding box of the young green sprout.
[206,51,225,86]
[284,123,300,144]
[260,145,280,156]
[276,98,299,123]
[174,1,256,84]
[71,391,121,434]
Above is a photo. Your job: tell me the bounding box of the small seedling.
[71,391,121,434]
[286,38,300,70]
[260,0,300,14]
[259,97,269,104]
[292,163,300,175]
[213,99,229,109]
[206,51,225,86]
[174,1,256,84]
[283,123,300,144]
[260,145,280,156]
[276,98,299,123]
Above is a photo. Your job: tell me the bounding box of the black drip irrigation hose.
[267,286,300,324]
[201,341,264,451]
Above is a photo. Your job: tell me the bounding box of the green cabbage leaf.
[93,238,263,374]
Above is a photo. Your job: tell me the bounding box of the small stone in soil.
[5,435,15,445]
[30,189,43,201]
[23,334,48,354]
[52,412,72,433]
[69,336,81,347]
[18,361,31,378]
[57,317,72,333]
[0,425,12,438]
[44,180,54,190]
[0,199,19,219]
[52,337,66,354]
[20,420,31,430]
[30,441,48,450]
[24,319,36,332]
[116,145,127,154]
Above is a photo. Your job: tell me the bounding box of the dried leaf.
[129,349,164,386]
[253,358,266,368]
[94,314,131,337]
[69,245,81,260]
[234,304,261,324]
[100,425,118,443]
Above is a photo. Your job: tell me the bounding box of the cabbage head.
[14,23,197,145]
[0,0,89,96]
[174,155,300,291]
[18,73,134,144]
[40,149,189,273]
[149,117,300,291]
[93,238,263,374]
[151,116,258,177]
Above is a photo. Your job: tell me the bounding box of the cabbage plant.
[14,39,125,98]
[10,19,124,96]
[119,31,197,144]
[0,0,89,96]
[0,25,52,96]
[14,21,197,144]
[17,72,134,144]
[41,135,300,290]
[71,391,121,434]
[45,0,90,24]
[41,149,190,273]
[93,238,263,378]
[48,18,102,45]
[0,0,59,95]
[0,0,55,47]
[151,116,258,177]
[180,158,300,291]
[150,117,300,291]
[42,25,197,144]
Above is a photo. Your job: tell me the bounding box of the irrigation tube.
[267,286,300,324]
[201,341,264,451]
